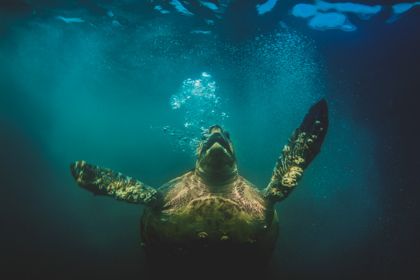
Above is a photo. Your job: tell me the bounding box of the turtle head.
[196,125,238,185]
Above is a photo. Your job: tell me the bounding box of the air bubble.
[164,72,229,155]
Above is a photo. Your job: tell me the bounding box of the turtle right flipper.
[70,161,162,207]
[264,99,328,203]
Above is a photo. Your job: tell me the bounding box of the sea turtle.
[70,99,328,278]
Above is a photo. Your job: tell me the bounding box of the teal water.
[1,1,419,279]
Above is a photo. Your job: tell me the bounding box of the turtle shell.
[140,171,279,277]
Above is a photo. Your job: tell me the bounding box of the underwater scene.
[1,1,419,279]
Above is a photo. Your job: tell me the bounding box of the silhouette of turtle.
[70,99,328,278]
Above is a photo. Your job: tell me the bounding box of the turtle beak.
[209,125,223,134]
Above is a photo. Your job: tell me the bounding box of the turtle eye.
[224,131,230,139]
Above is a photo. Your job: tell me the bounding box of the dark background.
[1,1,419,279]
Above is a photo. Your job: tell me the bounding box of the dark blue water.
[1,1,419,279]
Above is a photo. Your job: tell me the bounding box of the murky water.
[1,1,419,279]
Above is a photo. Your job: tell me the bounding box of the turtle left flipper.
[264,99,328,203]
[70,161,162,207]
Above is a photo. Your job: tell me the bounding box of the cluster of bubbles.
[163,72,229,154]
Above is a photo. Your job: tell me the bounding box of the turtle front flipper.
[264,99,328,203]
[70,161,162,207]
